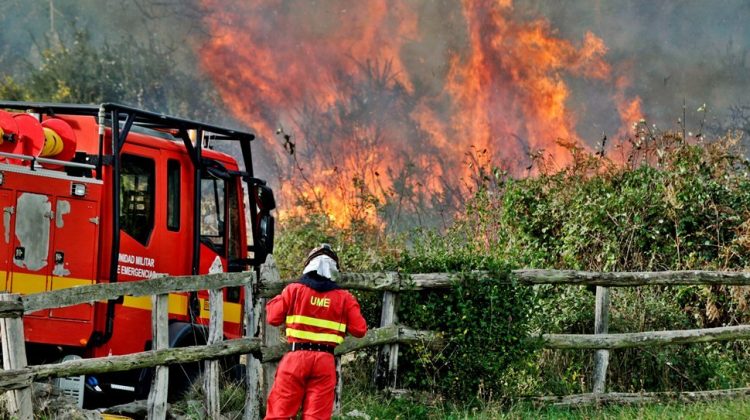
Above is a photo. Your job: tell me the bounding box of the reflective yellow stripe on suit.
[286,328,344,344]
[286,315,346,332]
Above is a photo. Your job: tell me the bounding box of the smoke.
[521,0,750,138]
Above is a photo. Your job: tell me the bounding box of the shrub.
[398,268,535,401]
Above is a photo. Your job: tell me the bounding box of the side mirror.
[255,213,275,264]
[258,213,274,252]
[255,184,276,211]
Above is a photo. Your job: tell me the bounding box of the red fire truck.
[0,101,275,403]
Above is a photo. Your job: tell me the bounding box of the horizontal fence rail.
[0,338,263,392]
[535,388,750,407]
[261,325,442,363]
[514,269,750,287]
[539,325,750,349]
[258,269,750,297]
[23,271,253,313]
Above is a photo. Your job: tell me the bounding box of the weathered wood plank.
[333,357,342,416]
[22,271,254,313]
[147,294,169,420]
[592,286,610,393]
[256,269,750,297]
[243,276,262,420]
[514,269,750,287]
[407,272,487,289]
[0,370,31,391]
[23,338,262,385]
[336,272,401,291]
[1,294,32,419]
[258,271,401,297]
[261,325,442,363]
[0,338,261,393]
[257,271,501,297]
[204,289,224,419]
[21,269,750,313]
[0,298,23,318]
[374,291,399,389]
[259,256,282,410]
[535,388,750,407]
[538,324,750,349]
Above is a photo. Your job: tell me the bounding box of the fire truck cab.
[0,101,274,403]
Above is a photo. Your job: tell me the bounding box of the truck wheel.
[139,323,234,402]
[167,324,207,402]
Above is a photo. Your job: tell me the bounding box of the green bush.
[398,268,535,401]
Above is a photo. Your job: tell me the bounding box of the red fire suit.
[265,281,367,420]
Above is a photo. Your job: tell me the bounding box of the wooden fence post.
[147,293,169,420]
[259,256,282,411]
[0,293,32,419]
[205,289,224,418]
[374,291,399,389]
[592,286,610,393]
[244,271,262,420]
[333,357,342,415]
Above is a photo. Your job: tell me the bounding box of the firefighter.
[265,244,368,420]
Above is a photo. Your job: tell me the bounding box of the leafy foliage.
[1,30,224,120]
[398,269,535,401]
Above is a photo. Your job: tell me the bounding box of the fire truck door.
[49,197,98,321]
[9,192,53,317]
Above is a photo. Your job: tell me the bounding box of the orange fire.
[199,0,641,226]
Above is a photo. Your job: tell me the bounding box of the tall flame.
[200,0,641,226]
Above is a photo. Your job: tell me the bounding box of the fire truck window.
[120,154,155,245]
[167,160,180,231]
[200,176,225,254]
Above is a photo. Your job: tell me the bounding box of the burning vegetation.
[199,0,642,228]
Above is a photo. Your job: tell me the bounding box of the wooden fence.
[515,269,750,406]
[4,263,750,418]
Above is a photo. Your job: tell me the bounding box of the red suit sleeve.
[266,286,291,326]
[345,293,368,338]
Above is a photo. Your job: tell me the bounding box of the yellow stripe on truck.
[51,277,93,288]
[122,294,189,314]
[11,274,93,294]
[199,298,242,324]
[122,295,242,324]
[9,272,47,294]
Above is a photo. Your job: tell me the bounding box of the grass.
[162,376,750,419]
[334,392,750,419]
